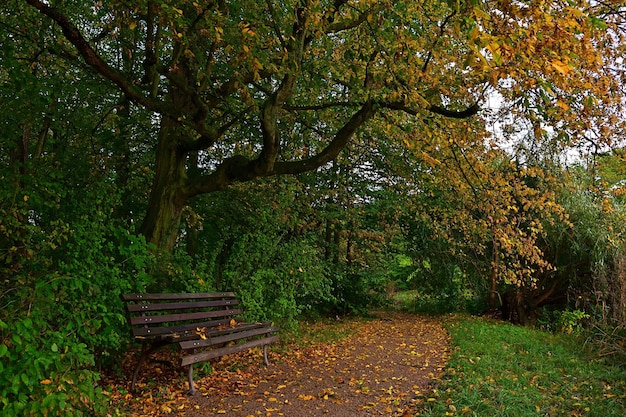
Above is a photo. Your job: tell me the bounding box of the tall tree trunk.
[138,115,189,251]
[113,99,134,223]
[324,220,333,261]
[489,231,499,309]
[333,222,341,265]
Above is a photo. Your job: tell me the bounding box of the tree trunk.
[489,232,499,309]
[138,115,189,252]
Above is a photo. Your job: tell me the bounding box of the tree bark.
[138,116,189,251]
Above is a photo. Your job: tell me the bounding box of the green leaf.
[590,16,607,30]
[51,343,59,353]
[0,344,8,358]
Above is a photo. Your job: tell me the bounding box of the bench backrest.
[121,292,242,339]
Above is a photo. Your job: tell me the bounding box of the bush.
[220,235,332,329]
[0,318,106,417]
[557,310,590,334]
[406,263,485,315]
[0,214,154,415]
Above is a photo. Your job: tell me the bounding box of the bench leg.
[130,344,151,393]
[187,364,196,395]
[263,344,269,366]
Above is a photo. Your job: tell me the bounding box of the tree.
[21,0,606,251]
[13,0,625,301]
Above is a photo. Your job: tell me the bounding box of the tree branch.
[181,101,375,197]
[284,101,354,111]
[422,11,457,73]
[381,101,481,119]
[25,0,170,115]
[326,4,384,33]
[273,101,375,174]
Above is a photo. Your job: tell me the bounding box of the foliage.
[539,168,626,320]
[557,310,591,335]
[0,318,106,417]
[394,137,565,317]
[15,0,622,252]
[179,178,334,327]
[406,265,485,315]
[419,317,626,417]
[537,308,591,335]
[0,178,154,414]
[2,0,626,412]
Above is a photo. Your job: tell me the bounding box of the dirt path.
[111,312,450,417]
[186,312,449,417]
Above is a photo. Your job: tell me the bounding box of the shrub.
[557,310,590,335]
[0,318,106,417]
[0,215,154,415]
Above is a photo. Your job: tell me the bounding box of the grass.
[418,316,626,416]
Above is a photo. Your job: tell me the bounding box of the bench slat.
[132,317,236,337]
[181,335,279,367]
[126,299,239,312]
[129,308,242,326]
[179,326,279,350]
[192,321,267,338]
[122,292,236,301]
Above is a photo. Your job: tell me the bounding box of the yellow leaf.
[129,21,137,30]
[556,100,570,111]
[551,59,572,76]
[40,379,52,385]
[487,43,503,66]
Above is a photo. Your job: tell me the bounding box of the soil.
[108,312,450,417]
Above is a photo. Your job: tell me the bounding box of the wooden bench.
[121,292,279,395]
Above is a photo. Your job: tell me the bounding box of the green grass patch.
[418,316,626,416]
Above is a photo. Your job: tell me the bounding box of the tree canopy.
[12,0,621,251]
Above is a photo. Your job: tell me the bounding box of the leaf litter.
[105,312,450,416]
